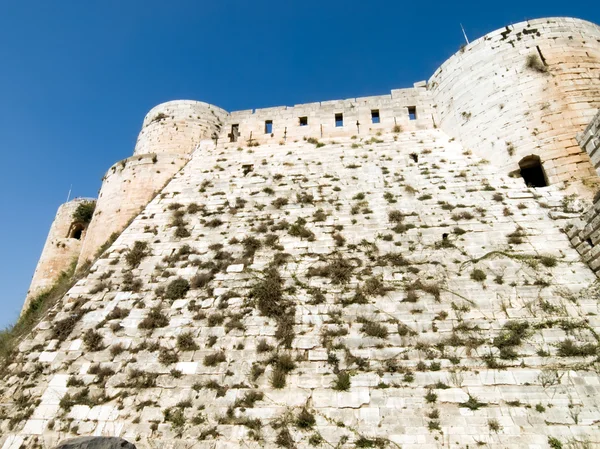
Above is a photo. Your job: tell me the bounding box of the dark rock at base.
[54,437,136,449]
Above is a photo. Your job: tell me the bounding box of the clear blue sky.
[0,1,597,328]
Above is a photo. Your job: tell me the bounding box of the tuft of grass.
[177,331,199,351]
[556,339,597,357]
[460,394,486,410]
[332,371,351,391]
[307,254,354,284]
[360,319,389,339]
[296,407,316,429]
[138,307,169,329]
[125,241,149,268]
[83,329,104,351]
[249,265,296,347]
[204,351,226,366]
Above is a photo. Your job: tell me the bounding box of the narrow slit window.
[371,110,380,124]
[335,113,344,127]
[265,120,273,134]
[408,107,417,121]
[299,116,308,126]
[229,124,239,142]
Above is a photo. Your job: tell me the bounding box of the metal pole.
[66,184,72,202]
[460,23,469,45]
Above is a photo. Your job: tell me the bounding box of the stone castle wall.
[577,109,600,172]
[568,109,600,273]
[24,199,91,312]
[429,17,600,185]
[7,17,600,447]
[221,85,433,145]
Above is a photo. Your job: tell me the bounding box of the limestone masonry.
[4,16,600,449]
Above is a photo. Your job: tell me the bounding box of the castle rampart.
[429,17,600,186]
[221,84,434,145]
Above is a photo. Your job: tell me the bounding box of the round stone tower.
[77,100,229,266]
[429,17,600,186]
[23,198,94,313]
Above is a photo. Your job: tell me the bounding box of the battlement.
[222,84,433,145]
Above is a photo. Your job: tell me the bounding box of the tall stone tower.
[23,198,94,312]
[76,100,229,267]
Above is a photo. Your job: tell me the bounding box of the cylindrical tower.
[134,100,229,155]
[77,100,229,266]
[429,17,600,185]
[23,198,95,313]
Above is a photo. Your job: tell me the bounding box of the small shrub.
[205,218,223,228]
[83,329,104,351]
[158,347,179,365]
[164,278,190,300]
[72,201,96,223]
[296,408,316,429]
[276,428,295,448]
[470,269,486,282]
[272,197,289,209]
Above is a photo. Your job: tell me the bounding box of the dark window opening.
[408,106,417,121]
[68,223,85,240]
[371,110,380,124]
[299,116,308,126]
[335,113,344,127]
[587,238,594,247]
[242,164,254,176]
[519,155,547,188]
[265,120,273,134]
[409,153,418,162]
[229,124,239,142]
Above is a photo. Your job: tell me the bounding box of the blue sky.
[0,1,597,328]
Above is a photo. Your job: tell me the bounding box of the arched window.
[68,223,85,240]
[519,155,547,187]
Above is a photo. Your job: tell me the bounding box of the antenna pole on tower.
[66,184,72,202]
[460,23,469,45]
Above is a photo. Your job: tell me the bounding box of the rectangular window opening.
[408,107,417,121]
[229,124,239,142]
[335,113,344,127]
[265,120,273,134]
[299,116,308,126]
[371,109,380,124]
